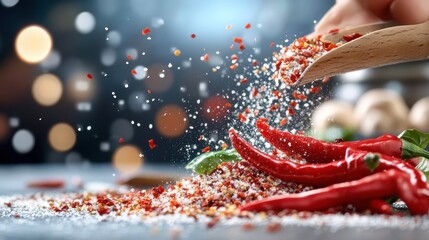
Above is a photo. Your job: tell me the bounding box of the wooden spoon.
[297,21,429,86]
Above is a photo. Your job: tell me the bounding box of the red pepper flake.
[252,60,258,66]
[170,199,180,208]
[244,23,251,29]
[229,44,234,50]
[272,90,281,99]
[14,213,20,218]
[231,54,238,61]
[4,202,12,207]
[279,118,288,126]
[207,216,220,229]
[292,91,308,100]
[147,89,152,94]
[148,139,156,150]
[269,42,275,48]
[239,44,245,51]
[142,27,151,35]
[297,131,305,135]
[127,55,133,60]
[289,101,297,108]
[131,69,137,75]
[97,205,110,215]
[242,223,255,231]
[230,64,238,70]
[269,104,279,112]
[266,222,281,233]
[323,42,337,51]
[240,78,248,84]
[251,87,258,98]
[287,107,295,116]
[322,76,331,83]
[118,137,125,143]
[328,28,339,34]
[310,86,321,94]
[203,53,209,62]
[191,33,196,39]
[244,108,251,114]
[233,37,243,44]
[343,33,363,42]
[221,142,228,150]
[198,135,204,141]
[202,146,211,153]
[152,185,165,198]
[86,73,93,80]
[238,113,247,122]
[224,102,232,108]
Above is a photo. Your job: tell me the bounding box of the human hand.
[315,0,429,35]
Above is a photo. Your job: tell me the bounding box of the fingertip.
[390,0,429,24]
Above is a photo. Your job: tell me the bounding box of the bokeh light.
[202,95,229,122]
[67,74,96,101]
[106,31,122,46]
[112,144,143,175]
[1,0,19,7]
[15,25,53,63]
[48,123,76,152]
[32,74,63,106]
[145,64,173,93]
[12,129,35,154]
[101,48,116,66]
[132,65,148,80]
[110,119,134,142]
[75,12,96,34]
[155,104,188,138]
[40,50,62,70]
[0,114,10,142]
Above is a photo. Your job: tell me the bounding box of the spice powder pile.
[47,161,311,221]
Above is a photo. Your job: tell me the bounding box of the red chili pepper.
[240,168,429,215]
[343,33,363,42]
[230,129,419,186]
[256,118,402,163]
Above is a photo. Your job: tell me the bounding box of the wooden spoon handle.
[298,21,429,86]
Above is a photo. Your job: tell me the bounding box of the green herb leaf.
[399,129,429,149]
[364,153,380,172]
[416,157,429,183]
[399,129,429,159]
[185,149,242,175]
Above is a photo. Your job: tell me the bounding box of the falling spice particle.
[240,78,248,84]
[328,28,339,34]
[118,137,124,143]
[174,49,181,56]
[202,146,211,153]
[86,74,93,80]
[279,118,288,126]
[233,37,243,44]
[221,142,228,150]
[238,113,247,122]
[245,23,251,29]
[142,27,151,35]
[239,44,245,51]
[148,139,156,150]
[224,102,232,108]
[230,64,238,70]
[147,89,152,94]
[127,55,133,60]
[203,53,209,62]
[131,69,137,75]
[269,42,275,48]
[310,86,321,94]
[191,33,196,39]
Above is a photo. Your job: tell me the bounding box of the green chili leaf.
[185,149,242,175]
[399,129,429,159]
[416,157,429,183]
[364,153,380,172]
[399,129,429,149]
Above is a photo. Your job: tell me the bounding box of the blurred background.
[0,0,428,176]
